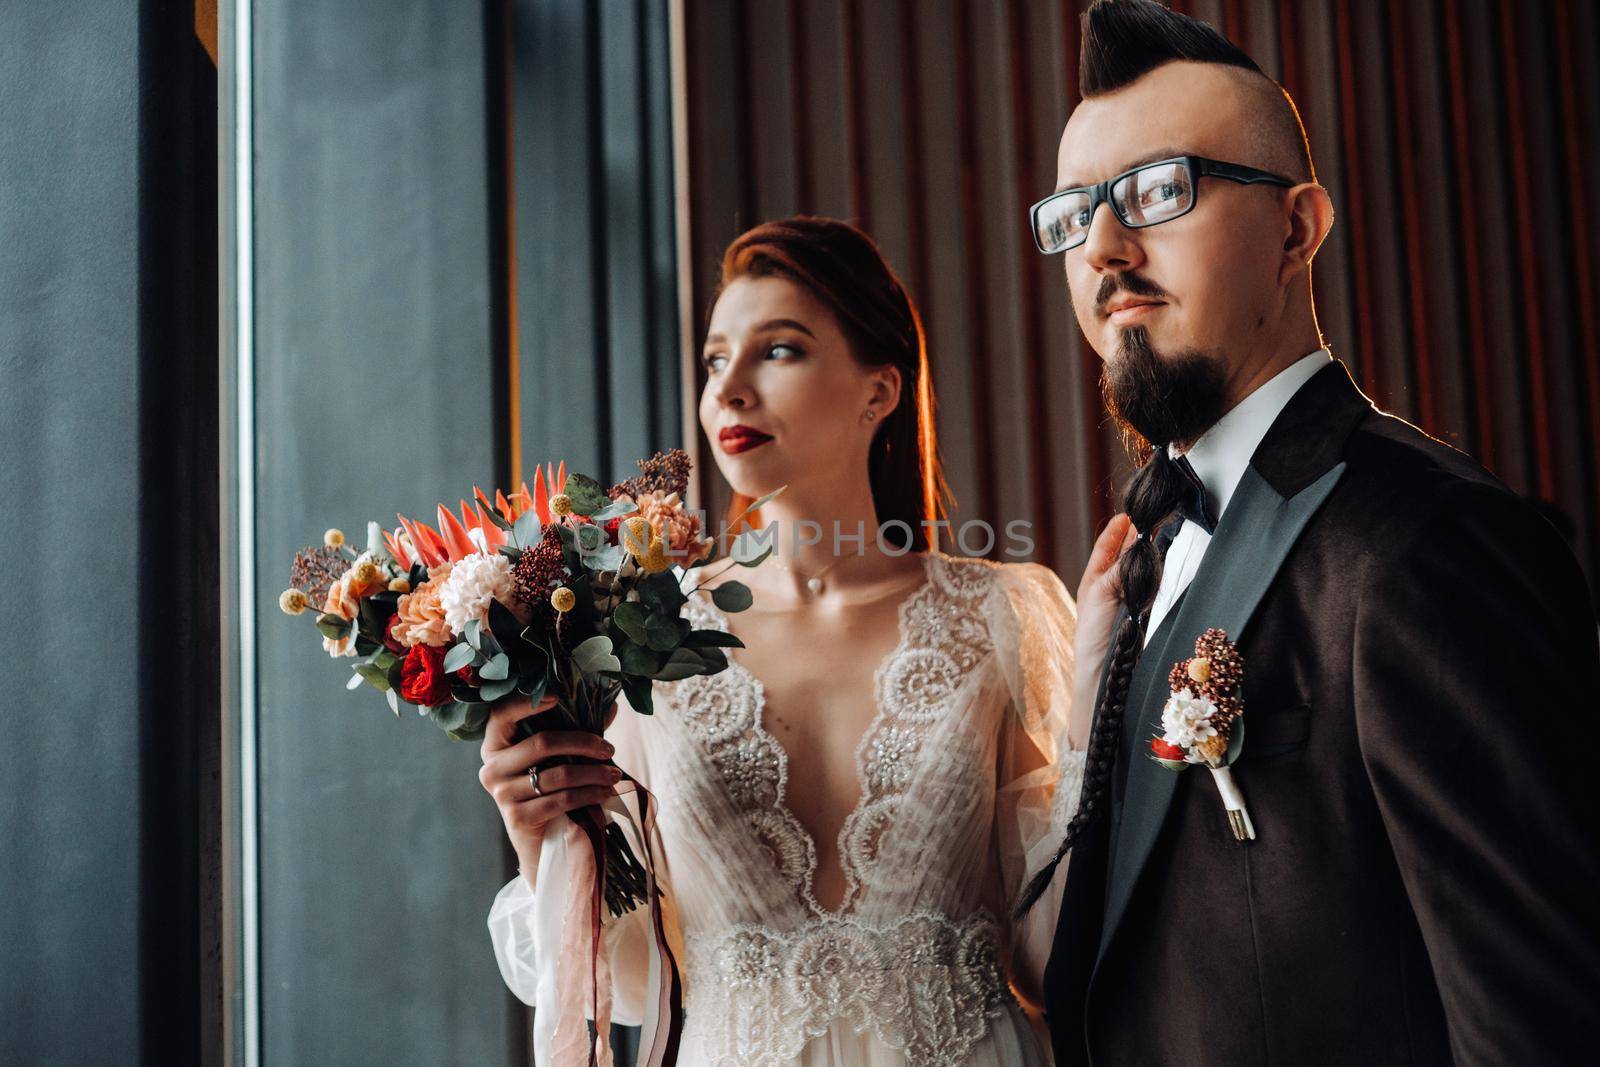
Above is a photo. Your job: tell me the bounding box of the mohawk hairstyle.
[1081,0,1262,96]
[1078,0,1313,183]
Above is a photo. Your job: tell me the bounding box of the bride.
[479,216,1130,1065]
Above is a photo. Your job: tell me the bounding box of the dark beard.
[1101,325,1228,453]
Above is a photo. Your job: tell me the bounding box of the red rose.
[1151,737,1186,761]
[455,664,481,686]
[382,614,406,655]
[400,644,452,706]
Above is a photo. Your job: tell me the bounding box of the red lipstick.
[718,424,773,455]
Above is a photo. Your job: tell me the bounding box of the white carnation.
[1160,688,1219,749]
[438,551,516,635]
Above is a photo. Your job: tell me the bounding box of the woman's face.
[698,275,897,502]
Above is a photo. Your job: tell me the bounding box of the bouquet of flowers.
[280,448,777,914]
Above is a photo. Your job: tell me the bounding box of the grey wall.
[250,1,677,1064]
[0,1,218,1063]
[250,1,517,1063]
[512,0,681,487]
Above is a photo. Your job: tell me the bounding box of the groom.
[1029,2,1600,1063]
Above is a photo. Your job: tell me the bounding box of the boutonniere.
[1149,627,1256,841]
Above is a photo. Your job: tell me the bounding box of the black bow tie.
[1171,452,1219,535]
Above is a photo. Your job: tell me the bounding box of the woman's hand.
[478,694,622,886]
[1068,513,1137,749]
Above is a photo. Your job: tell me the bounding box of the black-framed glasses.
[1028,155,1295,254]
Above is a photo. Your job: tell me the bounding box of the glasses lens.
[1113,161,1193,227]
[1033,190,1094,252]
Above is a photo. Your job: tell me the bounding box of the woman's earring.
[864,409,876,422]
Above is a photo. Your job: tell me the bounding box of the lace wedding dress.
[489,550,1087,1066]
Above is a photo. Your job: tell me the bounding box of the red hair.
[711,216,950,552]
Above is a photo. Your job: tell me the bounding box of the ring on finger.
[527,765,542,797]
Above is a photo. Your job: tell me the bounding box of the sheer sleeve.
[485,691,678,1063]
[988,561,1088,1009]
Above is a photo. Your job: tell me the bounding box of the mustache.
[1094,271,1170,315]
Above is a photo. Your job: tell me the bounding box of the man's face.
[1055,62,1291,388]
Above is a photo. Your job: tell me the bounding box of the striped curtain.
[677,0,1600,604]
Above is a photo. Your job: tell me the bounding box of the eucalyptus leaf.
[585,543,628,572]
[487,598,525,651]
[636,571,686,613]
[1224,715,1246,766]
[428,701,471,732]
[354,662,390,691]
[315,613,351,640]
[442,642,478,674]
[480,652,511,681]
[461,703,492,734]
[481,503,514,531]
[562,473,611,516]
[497,544,522,561]
[464,618,483,651]
[644,614,687,652]
[613,602,650,644]
[732,485,785,522]
[478,676,518,702]
[572,634,622,675]
[617,640,661,677]
[385,657,405,692]
[710,581,753,613]
[512,507,543,548]
[358,596,386,637]
[576,523,605,553]
[651,647,709,682]
[589,498,638,522]
[621,674,654,715]
[515,669,547,702]
[731,529,776,565]
[695,646,729,673]
[683,628,744,649]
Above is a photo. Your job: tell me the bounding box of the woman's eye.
[701,353,726,371]
[766,343,802,359]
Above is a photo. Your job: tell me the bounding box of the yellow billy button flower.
[549,493,574,517]
[350,559,382,589]
[641,536,671,574]
[323,528,346,549]
[387,576,411,593]
[620,516,653,560]
[279,588,309,615]
[550,586,576,613]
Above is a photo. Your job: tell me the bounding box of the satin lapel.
[1093,458,1347,966]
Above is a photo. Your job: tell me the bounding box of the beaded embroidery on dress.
[488,550,1087,1067]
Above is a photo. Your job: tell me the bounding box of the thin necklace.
[769,554,845,595]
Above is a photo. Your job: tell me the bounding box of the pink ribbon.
[548,772,680,1067]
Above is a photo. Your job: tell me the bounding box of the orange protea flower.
[392,562,455,648]
[391,462,568,568]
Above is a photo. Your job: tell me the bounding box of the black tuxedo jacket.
[1043,358,1600,1064]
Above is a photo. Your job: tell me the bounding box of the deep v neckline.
[690,550,940,916]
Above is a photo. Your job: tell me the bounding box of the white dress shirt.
[1143,348,1333,645]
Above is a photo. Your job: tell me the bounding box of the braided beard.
[1102,324,1229,453]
